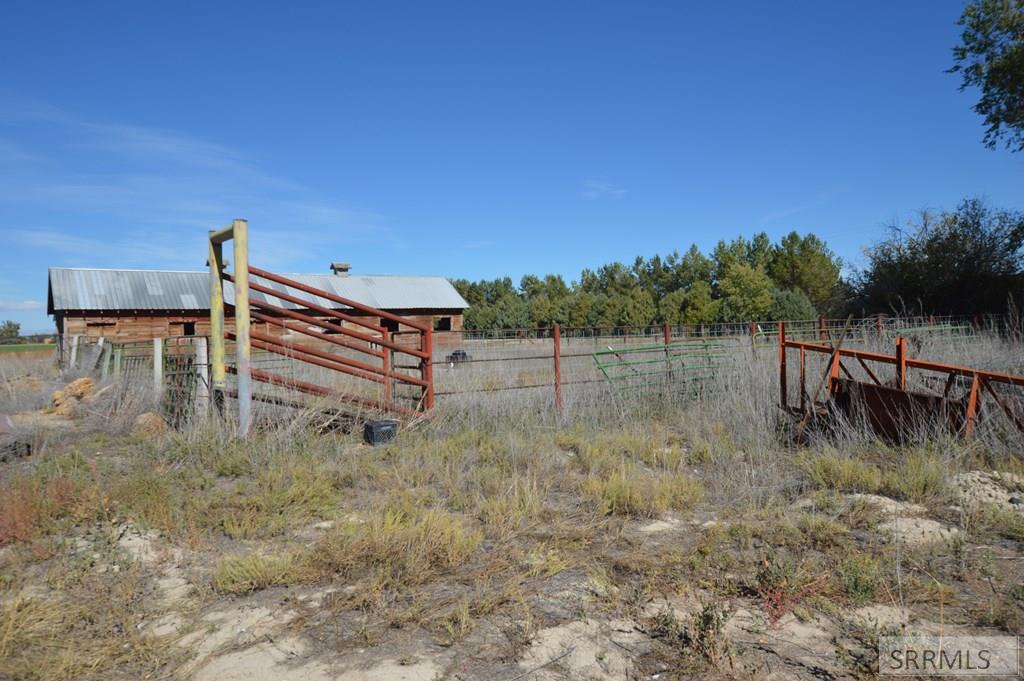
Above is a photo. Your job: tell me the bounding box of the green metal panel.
[593,337,738,399]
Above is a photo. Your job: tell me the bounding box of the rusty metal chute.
[778,322,1024,441]
[208,221,434,437]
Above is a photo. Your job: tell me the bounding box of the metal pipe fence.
[77,312,1020,424]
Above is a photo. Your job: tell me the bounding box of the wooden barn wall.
[58,310,464,341]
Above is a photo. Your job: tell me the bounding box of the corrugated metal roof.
[48,268,469,313]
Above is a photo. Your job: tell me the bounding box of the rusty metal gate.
[209,220,434,436]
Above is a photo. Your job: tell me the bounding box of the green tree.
[598,289,656,328]
[681,282,719,324]
[711,233,772,288]
[0,320,19,338]
[950,0,1024,152]
[853,198,1024,314]
[768,232,842,313]
[769,288,818,320]
[579,262,637,297]
[658,289,689,325]
[717,263,774,321]
[676,244,714,290]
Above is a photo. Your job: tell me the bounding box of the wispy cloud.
[8,229,202,267]
[0,96,401,270]
[581,179,627,200]
[759,186,848,223]
[0,299,43,311]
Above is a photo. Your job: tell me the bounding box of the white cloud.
[0,97,400,271]
[581,179,627,200]
[0,299,43,311]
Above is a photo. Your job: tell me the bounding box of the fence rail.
[60,311,1022,424]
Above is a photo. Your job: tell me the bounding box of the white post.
[195,337,209,412]
[153,337,164,393]
[69,335,80,369]
[100,343,111,381]
[95,337,105,374]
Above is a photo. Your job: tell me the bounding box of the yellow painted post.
[232,219,252,437]
[208,237,226,394]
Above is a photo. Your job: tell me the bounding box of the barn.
[47,264,469,341]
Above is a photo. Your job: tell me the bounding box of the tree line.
[451,198,1024,330]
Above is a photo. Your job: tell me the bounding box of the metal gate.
[209,220,434,436]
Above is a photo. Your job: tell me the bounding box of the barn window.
[434,317,452,331]
[380,318,400,333]
[183,322,196,336]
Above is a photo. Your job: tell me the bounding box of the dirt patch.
[178,602,299,675]
[846,604,910,631]
[518,618,647,681]
[840,493,959,546]
[884,516,959,546]
[953,471,1024,511]
[638,516,682,534]
[845,493,927,516]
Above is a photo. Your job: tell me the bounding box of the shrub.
[582,465,703,517]
[212,553,298,594]
[798,453,881,493]
[837,553,883,605]
[882,451,948,502]
[310,508,483,589]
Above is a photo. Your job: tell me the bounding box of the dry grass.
[212,553,299,594]
[0,325,1021,678]
[582,464,704,517]
[309,507,484,590]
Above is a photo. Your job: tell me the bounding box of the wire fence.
[58,313,1021,422]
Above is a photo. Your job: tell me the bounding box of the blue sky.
[1,2,1021,332]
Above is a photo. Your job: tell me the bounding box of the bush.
[798,453,881,493]
[582,465,703,517]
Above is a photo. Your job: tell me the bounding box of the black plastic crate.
[363,419,399,445]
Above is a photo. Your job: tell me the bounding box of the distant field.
[0,343,55,354]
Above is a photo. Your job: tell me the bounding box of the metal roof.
[48,268,469,313]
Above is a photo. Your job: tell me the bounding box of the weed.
[650,600,733,669]
[0,477,102,545]
[795,513,850,549]
[966,504,1024,542]
[754,551,828,625]
[310,507,483,590]
[211,553,298,594]
[882,450,948,502]
[582,464,703,517]
[836,553,883,606]
[441,598,473,645]
[798,452,881,493]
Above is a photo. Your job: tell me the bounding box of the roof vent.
[330,262,351,276]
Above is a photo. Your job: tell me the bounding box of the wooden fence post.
[553,323,562,416]
[153,337,164,392]
[232,219,252,437]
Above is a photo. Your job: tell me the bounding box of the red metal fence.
[222,267,434,416]
[779,321,1024,439]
